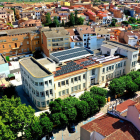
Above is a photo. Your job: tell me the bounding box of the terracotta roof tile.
[116,99,137,113]
[81,114,140,140]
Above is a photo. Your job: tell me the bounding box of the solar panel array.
[55,61,83,76]
[51,48,90,61]
[81,60,95,66]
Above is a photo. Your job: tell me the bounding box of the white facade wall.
[20,64,55,110]
[0,63,10,77]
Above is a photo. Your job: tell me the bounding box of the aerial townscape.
[1,0,140,140]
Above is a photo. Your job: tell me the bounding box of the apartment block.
[19,57,55,110]
[0,27,41,56]
[41,27,70,57]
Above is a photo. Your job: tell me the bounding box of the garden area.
[0,86,107,140]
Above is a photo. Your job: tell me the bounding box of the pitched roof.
[81,114,140,140]
[116,99,137,113]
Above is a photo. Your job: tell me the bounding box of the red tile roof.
[103,130,129,140]
[81,114,140,140]
[116,99,137,113]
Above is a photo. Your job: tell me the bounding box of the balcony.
[52,38,63,42]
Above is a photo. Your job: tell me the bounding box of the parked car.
[41,132,55,140]
[68,123,75,133]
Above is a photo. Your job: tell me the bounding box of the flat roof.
[19,57,52,78]
[0,27,38,35]
[51,47,91,62]
[95,27,110,35]
[103,41,139,52]
[0,54,6,65]
[43,27,70,38]
[37,58,53,65]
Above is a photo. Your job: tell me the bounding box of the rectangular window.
[121,62,123,67]
[45,81,48,86]
[46,90,49,97]
[59,91,61,96]
[62,90,65,95]
[41,102,45,107]
[74,77,78,81]
[102,68,105,73]
[35,82,38,86]
[36,91,39,97]
[61,81,65,86]
[66,80,69,85]
[124,61,126,66]
[107,51,110,55]
[123,69,125,74]
[58,82,61,87]
[39,82,44,86]
[27,41,29,45]
[50,89,53,95]
[46,100,49,105]
[71,78,73,83]
[83,83,85,88]
[65,42,68,45]
[65,38,68,40]
[78,76,81,80]
[83,74,85,79]
[74,86,78,91]
[112,65,114,70]
[78,84,81,90]
[12,38,15,41]
[71,87,74,92]
[49,80,52,85]
[118,63,120,68]
[102,76,104,81]
[66,89,69,94]
[2,45,4,48]
[120,70,121,75]
[92,69,95,75]
[40,92,45,97]
[50,99,53,102]
[9,45,11,47]
[116,64,118,69]
[106,67,108,72]
[37,101,40,107]
[109,66,111,71]
[132,62,134,67]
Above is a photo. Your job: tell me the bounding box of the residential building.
[41,27,70,57]
[80,114,140,140]
[0,54,10,78]
[19,57,55,110]
[0,27,41,56]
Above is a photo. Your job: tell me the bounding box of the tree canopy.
[45,13,52,26]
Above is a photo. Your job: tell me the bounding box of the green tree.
[90,86,107,97]
[137,21,140,24]
[0,96,35,139]
[126,81,138,95]
[53,16,59,27]
[79,91,91,101]
[75,101,89,120]
[75,10,78,25]
[122,21,129,25]
[24,116,42,140]
[69,13,75,26]
[40,114,53,136]
[77,17,84,25]
[94,95,106,110]
[49,98,63,114]
[61,20,65,27]
[109,78,125,95]
[63,96,78,107]
[134,77,140,90]
[128,17,136,24]
[51,113,68,127]
[46,13,52,26]
[127,71,140,80]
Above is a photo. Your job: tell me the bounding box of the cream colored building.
[41,27,70,57]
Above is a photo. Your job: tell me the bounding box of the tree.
[109,78,125,95]
[46,13,52,26]
[122,21,129,25]
[110,21,116,27]
[61,20,65,27]
[53,16,59,27]
[90,86,107,97]
[127,71,140,80]
[86,98,98,115]
[126,81,138,95]
[112,18,118,23]
[134,77,140,90]
[79,91,91,101]
[75,101,89,120]
[63,96,78,107]
[40,114,53,136]
[75,10,78,25]
[77,17,84,25]
[128,17,136,24]
[94,95,106,110]
[33,50,43,59]
[24,116,42,140]
[51,113,68,127]
[49,98,63,114]
[137,21,140,24]
[69,13,75,26]
[0,96,35,139]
